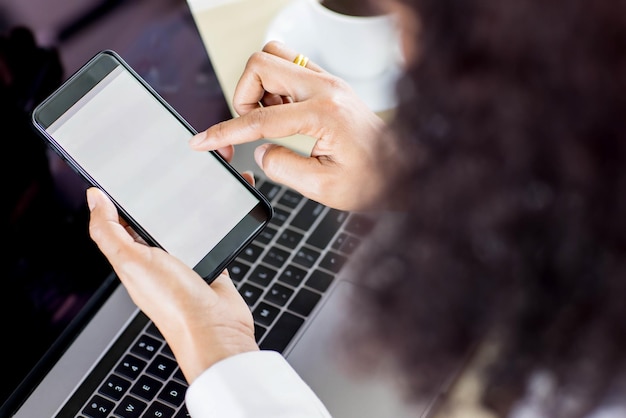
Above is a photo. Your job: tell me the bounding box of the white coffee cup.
[304,0,401,80]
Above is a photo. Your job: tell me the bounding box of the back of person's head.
[347,0,626,416]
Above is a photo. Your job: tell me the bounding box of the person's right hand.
[189,41,398,211]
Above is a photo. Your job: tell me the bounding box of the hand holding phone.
[31,50,272,283]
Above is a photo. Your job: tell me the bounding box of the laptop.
[6,6,444,418]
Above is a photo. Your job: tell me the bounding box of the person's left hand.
[86,187,258,384]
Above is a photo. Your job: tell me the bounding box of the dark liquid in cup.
[319,0,383,17]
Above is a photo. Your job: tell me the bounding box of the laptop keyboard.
[60,177,375,418]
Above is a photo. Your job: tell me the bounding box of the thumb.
[86,187,135,257]
[86,187,117,220]
[254,143,329,201]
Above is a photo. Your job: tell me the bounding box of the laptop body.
[11,143,431,418]
[7,7,443,418]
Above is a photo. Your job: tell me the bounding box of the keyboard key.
[227,260,250,282]
[131,335,162,361]
[99,374,131,401]
[254,323,267,341]
[291,200,325,231]
[115,355,147,380]
[82,394,115,418]
[158,380,187,407]
[269,207,290,226]
[248,265,277,287]
[130,375,162,401]
[293,247,320,268]
[263,246,290,268]
[288,288,322,317]
[331,233,347,251]
[333,232,361,254]
[276,228,304,249]
[161,343,175,358]
[239,243,264,263]
[264,283,294,306]
[114,395,147,418]
[341,235,361,254]
[278,189,303,208]
[173,368,186,383]
[175,405,191,418]
[278,264,308,287]
[345,214,376,236]
[259,312,304,353]
[307,209,348,249]
[146,322,162,338]
[305,270,334,292]
[239,283,264,306]
[319,251,347,273]
[146,354,178,380]
[258,180,281,201]
[254,225,278,244]
[144,401,175,418]
[253,302,280,327]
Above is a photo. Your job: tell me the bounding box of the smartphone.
[31,50,272,283]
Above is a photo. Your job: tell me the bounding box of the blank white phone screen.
[47,66,258,268]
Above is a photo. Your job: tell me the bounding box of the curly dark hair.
[346,0,626,416]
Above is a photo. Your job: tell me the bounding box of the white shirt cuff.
[185,350,332,417]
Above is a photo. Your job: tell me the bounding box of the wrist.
[171,320,259,384]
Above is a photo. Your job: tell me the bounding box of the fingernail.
[188,133,205,147]
[254,144,269,169]
[86,188,97,211]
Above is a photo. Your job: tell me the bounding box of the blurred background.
[0,0,231,128]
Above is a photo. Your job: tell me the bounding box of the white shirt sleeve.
[185,350,332,417]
